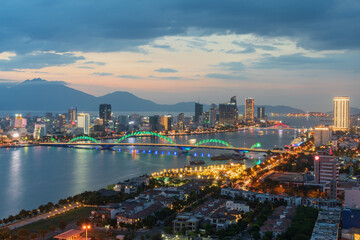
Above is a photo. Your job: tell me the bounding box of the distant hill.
[0,78,306,113]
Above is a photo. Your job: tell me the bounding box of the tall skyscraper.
[161,115,172,131]
[314,153,339,184]
[68,107,77,123]
[245,98,254,122]
[194,103,203,124]
[209,104,217,127]
[219,96,238,126]
[77,113,90,134]
[257,107,265,120]
[333,96,350,130]
[149,115,161,132]
[99,104,112,125]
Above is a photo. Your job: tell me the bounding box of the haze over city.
[0,0,359,111]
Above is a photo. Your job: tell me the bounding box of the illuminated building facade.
[14,114,27,128]
[161,115,172,131]
[333,96,350,130]
[245,98,254,122]
[314,125,332,146]
[77,113,90,134]
[314,153,339,184]
[68,107,77,123]
[33,123,46,139]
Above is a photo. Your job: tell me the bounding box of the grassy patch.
[13,207,94,233]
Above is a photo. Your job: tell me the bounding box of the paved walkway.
[4,203,83,230]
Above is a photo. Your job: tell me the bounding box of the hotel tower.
[333,96,350,130]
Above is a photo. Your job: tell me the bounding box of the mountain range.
[0,78,346,114]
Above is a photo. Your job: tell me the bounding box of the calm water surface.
[0,130,297,218]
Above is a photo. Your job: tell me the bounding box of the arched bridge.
[39,131,289,153]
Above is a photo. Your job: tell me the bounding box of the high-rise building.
[245,98,254,122]
[333,96,350,130]
[209,104,217,127]
[194,103,203,124]
[33,123,46,139]
[314,153,339,184]
[161,115,172,131]
[99,104,112,125]
[314,125,332,146]
[149,115,161,132]
[77,113,90,134]
[257,107,265,120]
[68,107,77,123]
[219,96,238,126]
[57,114,66,126]
[14,114,27,128]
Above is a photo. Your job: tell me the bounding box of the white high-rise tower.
[333,96,350,130]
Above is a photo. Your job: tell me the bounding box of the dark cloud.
[253,52,360,71]
[92,72,113,76]
[154,68,178,73]
[205,73,246,80]
[160,76,183,80]
[225,47,255,54]
[232,41,277,51]
[0,52,84,71]
[0,0,358,55]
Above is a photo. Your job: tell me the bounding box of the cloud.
[160,76,183,80]
[137,60,152,63]
[225,47,255,54]
[117,75,141,79]
[253,52,360,71]
[212,62,245,72]
[205,73,246,80]
[77,66,95,69]
[0,0,358,55]
[232,41,277,51]
[0,52,84,71]
[92,72,113,76]
[151,44,173,50]
[154,68,178,73]
[83,61,106,66]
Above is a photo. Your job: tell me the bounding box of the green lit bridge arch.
[68,136,99,144]
[251,142,262,149]
[195,139,233,148]
[115,131,175,144]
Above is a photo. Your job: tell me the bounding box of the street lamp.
[82,224,91,240]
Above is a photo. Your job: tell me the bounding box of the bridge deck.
[38,142,289,153]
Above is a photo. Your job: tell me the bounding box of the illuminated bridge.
[40,131,291,154]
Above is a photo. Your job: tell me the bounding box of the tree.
[262,231,273,240]
[59,221,67,231]
[30,233,39,240]
[0,228,11,239]
[40,229,48,239]
[50,225,57,232]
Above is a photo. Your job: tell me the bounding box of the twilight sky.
[0,0,359,111]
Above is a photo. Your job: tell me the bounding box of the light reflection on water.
[0,130,296,218]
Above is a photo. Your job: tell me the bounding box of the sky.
[0,0,359,111]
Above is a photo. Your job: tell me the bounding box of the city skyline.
[0,0,359,111]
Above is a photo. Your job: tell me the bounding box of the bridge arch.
[250,142,262,149]
[195,139,233,148]
[68,136,99,144]
[115,131,175,144]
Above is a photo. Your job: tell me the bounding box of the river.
[0,129,297,219]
